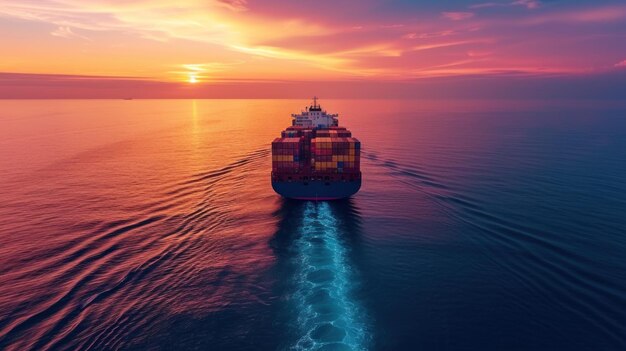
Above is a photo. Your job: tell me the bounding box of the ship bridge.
[291,97,338,128]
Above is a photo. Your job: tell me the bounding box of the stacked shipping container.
[281,126,307,138]
[271,137,302,172]
[314,128,351,138]
[311,137,360,173]
[272,128,360,176]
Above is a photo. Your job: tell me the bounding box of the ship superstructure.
[291,96,338,128]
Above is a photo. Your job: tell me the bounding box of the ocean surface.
[0,99,625,351]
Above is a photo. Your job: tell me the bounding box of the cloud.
[403,29,459,40]
[216,0,248,11]
[467,50,492,57]
[522,5,626,24]
[0,1,239,44]
[172,61,246,81]
[181,62,245,72]
[379,24,405,28]
[0,0,349,72]
[616,60,626,68]
[442,12,475,21]
[470,1,540,10]
[469,3,500,9]
[7,71,626,100]
[411,39,486,52]
[50,26,90,40]
[512,0,540,9]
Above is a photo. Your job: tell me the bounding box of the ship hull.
[272,179,361,200]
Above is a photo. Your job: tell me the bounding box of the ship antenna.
[313,96,318,108]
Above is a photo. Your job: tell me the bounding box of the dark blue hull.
[272,179,361,200]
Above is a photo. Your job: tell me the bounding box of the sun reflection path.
[291,202,369,351]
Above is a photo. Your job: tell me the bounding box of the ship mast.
[309,96,322,111]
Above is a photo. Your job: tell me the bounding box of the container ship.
[271,98,361,200]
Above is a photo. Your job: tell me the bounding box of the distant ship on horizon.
[271,97,361,200]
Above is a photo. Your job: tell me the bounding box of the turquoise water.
[0,99,625,350]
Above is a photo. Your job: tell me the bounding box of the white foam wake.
[291,202,369,351]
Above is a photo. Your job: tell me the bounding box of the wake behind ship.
[271,98,361,200]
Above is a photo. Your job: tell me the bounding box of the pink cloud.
[379,24,405,28]
[403,30,456,40]
[512,0,540,9]
[467,50,493,57]
[565,6,626,22]
[411,40,485,52]
[442,12,475,21]
[523,6,626,24]
[469,3,500,9]
[616,60,626,68]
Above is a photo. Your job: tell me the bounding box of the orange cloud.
[216,0,248,11]
[50,26,91,41]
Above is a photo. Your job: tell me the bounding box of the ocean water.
[0,99,625,351]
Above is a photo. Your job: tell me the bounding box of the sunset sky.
[1,0,625,98]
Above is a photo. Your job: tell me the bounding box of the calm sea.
[0,99,625,351]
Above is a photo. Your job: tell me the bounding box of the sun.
[188,75,198,84]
